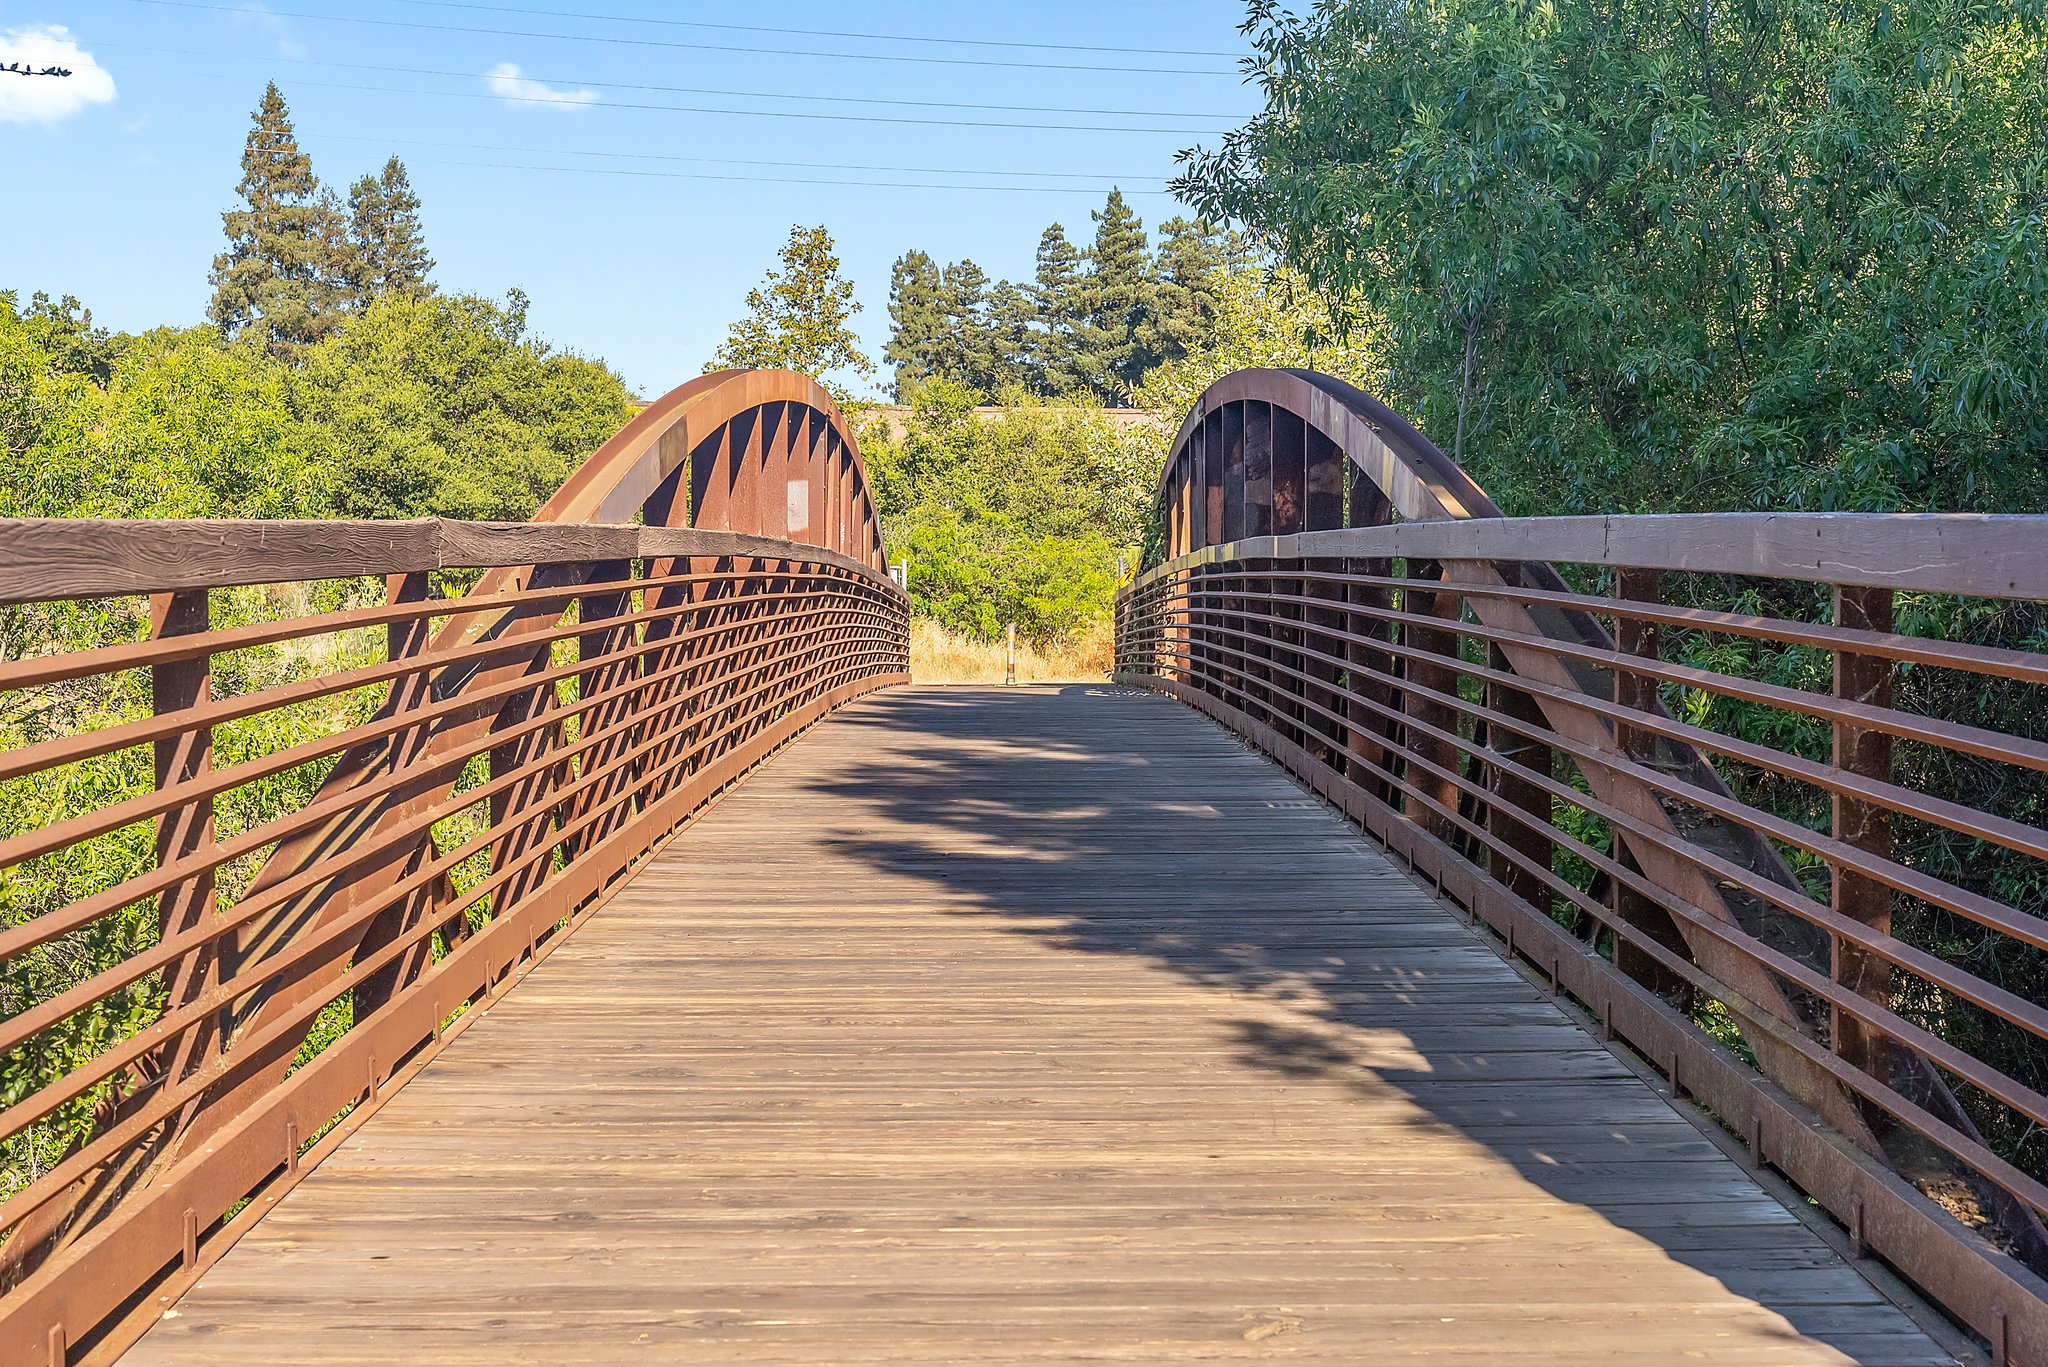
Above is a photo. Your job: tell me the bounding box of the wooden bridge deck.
[128,687,1954,1365]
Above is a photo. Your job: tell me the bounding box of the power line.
[385,0,1242,60]
[259,131,1171,185]
[404,155,1177,195]
[117,0,1240,76]
[95,41,1242,120]
[176,68,1233,135]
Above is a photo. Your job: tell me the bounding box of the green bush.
[860,379,1152,644]
[295,291,629,522]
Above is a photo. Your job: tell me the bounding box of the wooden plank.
[124,687,1953,1366]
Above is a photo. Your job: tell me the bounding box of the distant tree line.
[883,190,1252,405]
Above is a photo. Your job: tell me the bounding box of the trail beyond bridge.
[2,369,2044,1364]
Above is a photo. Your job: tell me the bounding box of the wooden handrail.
[1141,514,2048,601]
[0,519,897,604]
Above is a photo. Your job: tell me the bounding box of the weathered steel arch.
[1151,368,1494,563]
[1,371,901,1306]
[543,368,887,567]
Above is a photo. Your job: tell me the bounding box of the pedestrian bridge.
[1,369,2043,1364]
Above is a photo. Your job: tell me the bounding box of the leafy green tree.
[1177,0,2048,514]
[1,294,319,523]
[1072,189,1157,404]
[1130,263,1382,434]
[884,250,945,400]
[4,292,122,386]
[709,224,872,397]
[208,84,351,360]
[346,157,434,302]
[296,291,631,521]
[1028,223,1086,397]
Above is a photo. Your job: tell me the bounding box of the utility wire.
[386,0,1241,60]
[177,68,1233,134]
[254,130,1171,184]
[95,41,1241,120]
[403,156,1177,195]
[117,0,1240,76]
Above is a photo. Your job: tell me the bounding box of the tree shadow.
[770,683,1954,1365]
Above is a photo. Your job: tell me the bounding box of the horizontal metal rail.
[0,372,913,1365]
[0,525,908,1363]
[1116,521,2048,1362]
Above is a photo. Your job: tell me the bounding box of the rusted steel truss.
[1121,368,2048,1363]
[0,371,908,1364]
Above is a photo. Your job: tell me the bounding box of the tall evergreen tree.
[347,157,434,302]
[1072,190,1156,404]
[1029,223,1085,397]
[986,281,1038,396]
[885,250,946,400]
[709,224,872,398]
[937,260,999,393]
[1142,217,1229,369]
[208,83,348,359]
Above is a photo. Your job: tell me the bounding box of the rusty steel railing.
[1117,368,2048,1362]
[0,371,909,1363]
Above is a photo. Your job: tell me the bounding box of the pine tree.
[884,250,946,400]
[709,224,873,398]
[208,83,349,358]
[936,259,999,393]
[1142,216,1229,368]
[986,281,1037,396]
[347,156,434,302]
[1072,190,1155,404]
[1029,223,1085,398]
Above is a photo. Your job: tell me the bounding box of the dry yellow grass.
[909,619,1113,684]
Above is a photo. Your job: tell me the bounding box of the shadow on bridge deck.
[126,686,1959,1365]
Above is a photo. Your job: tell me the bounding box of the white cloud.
[0,25,116,124]
[484,62,597,112]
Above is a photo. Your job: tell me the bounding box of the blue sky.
[1,0,1261,398]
